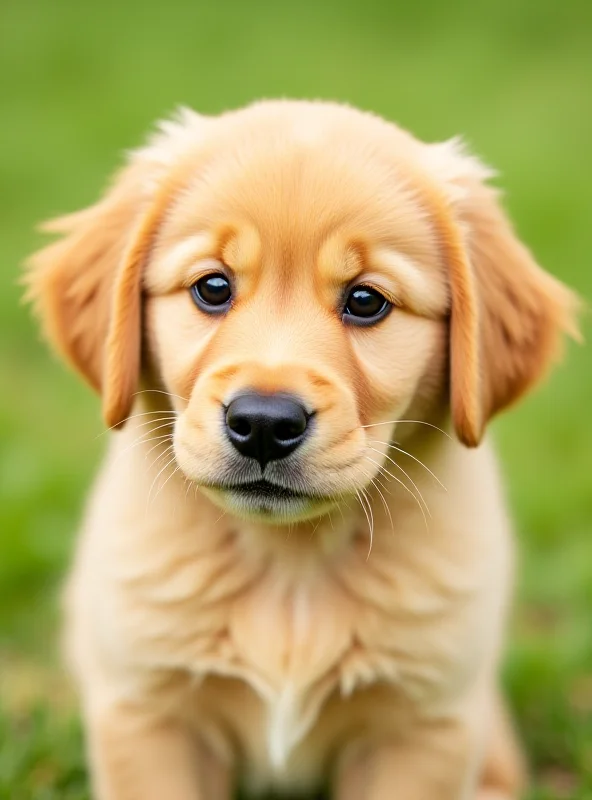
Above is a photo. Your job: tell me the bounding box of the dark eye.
[190,273,232,312]
[343,285,390,325]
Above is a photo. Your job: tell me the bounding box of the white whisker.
[370,476,394,535]
[337,498,346,525]
[359,465,394,538]
[309,518,321,540]
[367,446,432,517]
[212,509,227,526]
[146,446,175,482]
[365,456,429,532]
[147,453,178,509]
[144,435,174,460]
[133,388,189,403]
[145,442,175,473]
[369,439,447,490]
[328,509,335,532]
[111,424,176,466]
[361,419,452,439]
[130,419,177,440]
[128,417,177,433]
[369,469,394,498]
[97,409,177,438]
[360,486,374,560]
[108,417,177,460]
[355,489,373,550]
[154,465,181,503]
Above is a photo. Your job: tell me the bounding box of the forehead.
[150,106,446,298]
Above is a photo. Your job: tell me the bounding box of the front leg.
[335,715,482,800]
[87,701,231,800]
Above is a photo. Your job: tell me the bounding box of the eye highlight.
[343,285,391,325]
[190,273,232,313]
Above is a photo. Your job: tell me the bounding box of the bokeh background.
[0,1,591,797]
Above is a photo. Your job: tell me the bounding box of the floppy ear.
[25,163,157,427]
[24,109,209,427]
[426,140,581,446]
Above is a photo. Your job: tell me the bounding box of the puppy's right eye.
[190,273,232,313]
[342,285,390,325]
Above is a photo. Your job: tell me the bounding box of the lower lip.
[229,482,309,501]
[210,482,324,519]
[202,481,335,521]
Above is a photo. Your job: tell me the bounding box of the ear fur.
[25,163,153,426]
[426,140,581,446]
[25,108,207,428]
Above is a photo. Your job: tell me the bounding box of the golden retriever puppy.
[27,100,578,799]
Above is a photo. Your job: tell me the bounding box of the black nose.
[225,393,310,468]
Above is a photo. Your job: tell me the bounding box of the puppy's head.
[26,101,579,522]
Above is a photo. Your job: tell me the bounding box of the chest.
[104,528,487,778]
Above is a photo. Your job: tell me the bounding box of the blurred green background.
[0,0,591,797]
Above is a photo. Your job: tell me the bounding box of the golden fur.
[26,100,578,799]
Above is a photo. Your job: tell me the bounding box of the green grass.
[0,0,590,796]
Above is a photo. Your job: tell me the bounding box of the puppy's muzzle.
[225,392,312,469]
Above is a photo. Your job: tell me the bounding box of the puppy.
[27,100,578,799]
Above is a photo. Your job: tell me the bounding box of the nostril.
[274,418,306,442]
[229,416,251,438]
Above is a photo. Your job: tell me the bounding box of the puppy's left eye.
[343,285,390,325]
[190,273,232,312]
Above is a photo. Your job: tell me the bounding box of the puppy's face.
[27,102,578,523]
[145,128,449,520]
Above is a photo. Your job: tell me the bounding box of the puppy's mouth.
[202,478,334,521]
[222,479,309,500]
